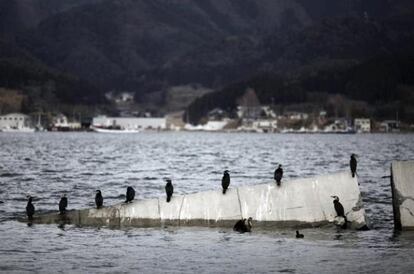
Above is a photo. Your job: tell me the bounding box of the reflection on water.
[0,132,414,273]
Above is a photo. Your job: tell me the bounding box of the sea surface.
[0,132,414,273]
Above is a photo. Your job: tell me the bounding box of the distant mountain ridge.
[0,0,413,118]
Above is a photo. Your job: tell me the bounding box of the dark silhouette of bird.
[233,217,253,233]
[296,230,304,238]
[222,170,230,194]
[331,195,347,229]
[165,179,174,203]
[26,195,35,221]
[59,194,68,214]
[350,154,357,178]
[274,164,283,186]
[95,190,103,209]
[126,186,135,203]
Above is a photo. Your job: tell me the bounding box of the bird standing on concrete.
[59,194,68,214]
[331,195,347,228]
[165,179,174,202]
[222,170,230,194]
[26,195,35,221]
[126,186,135,203]
[95,190,103,209]
[296,230,304,238]
[274,164,283,186]
[350,154,357,178]
[233,217,253,233]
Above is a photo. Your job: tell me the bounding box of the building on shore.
[0,113,33,130]
[92,116,167,130]
[379,120,400,132]
[354,118,371,133]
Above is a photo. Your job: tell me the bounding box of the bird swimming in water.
[222,170,230,194]
[233,217,253,233]
[26,195,35,221]
[95,190,103,209]
[59,194,68,214]
[165,179,174,203]
[126,186,135,203]
[296,230,304,238]
[350,154,357,178]
[274,164,283,186]
[331,195,347,229]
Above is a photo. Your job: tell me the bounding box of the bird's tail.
[352,172,355,178]
[276,181,281,186]
[167,196,171,203]
[223,188,227,194]
[342,216,348,229]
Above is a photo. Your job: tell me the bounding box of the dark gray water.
[0,132,414,273]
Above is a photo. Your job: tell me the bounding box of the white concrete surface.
[179,188,242,223]
[391,160,414,230]
[34,171,367,229]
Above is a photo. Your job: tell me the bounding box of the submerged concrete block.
[391,160,414,230]
[119,199,160,226]
[179,188,242,225]
[159,195,184,222]
[28,171,367,229]
[238,172,366,229]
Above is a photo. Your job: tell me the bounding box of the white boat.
[90,126,141,133]
[0,127,36,133]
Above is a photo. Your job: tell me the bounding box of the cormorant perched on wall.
[126,186,135,203]
[26,195,35,221]
[296,230,304,238]
[95,190,103,209]
[350,154,357,178]
[274,164,283,186]
[222,170,230,194]
[59,194,68,214]
[165,179,174,202]
[233,217,253,233]
[331,195,347,228]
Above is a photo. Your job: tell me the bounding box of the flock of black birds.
[24,155,359,237]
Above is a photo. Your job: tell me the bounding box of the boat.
[90,125,141,133]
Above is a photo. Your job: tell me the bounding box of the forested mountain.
[0,0,413,120]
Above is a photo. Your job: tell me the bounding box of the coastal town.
[0,108,405,134]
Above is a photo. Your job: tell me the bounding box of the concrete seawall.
[32,171,367,229]
[391,160,414,230]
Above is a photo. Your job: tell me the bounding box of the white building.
[0,113,32,129]
[92,116,167,130]
[354,118,371,133]
[252,119,278,132]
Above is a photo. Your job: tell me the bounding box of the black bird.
[222,170,230,194]
[296,230,304,238]
[59,194,68,214]
[126,186,135,203]
[26,195,35,221]
[233,217,253,233]
[165,179,174,203]
[274,164,283,186]
[350,154,357,178]
[331,195,347,228]
[95,190,103,209]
